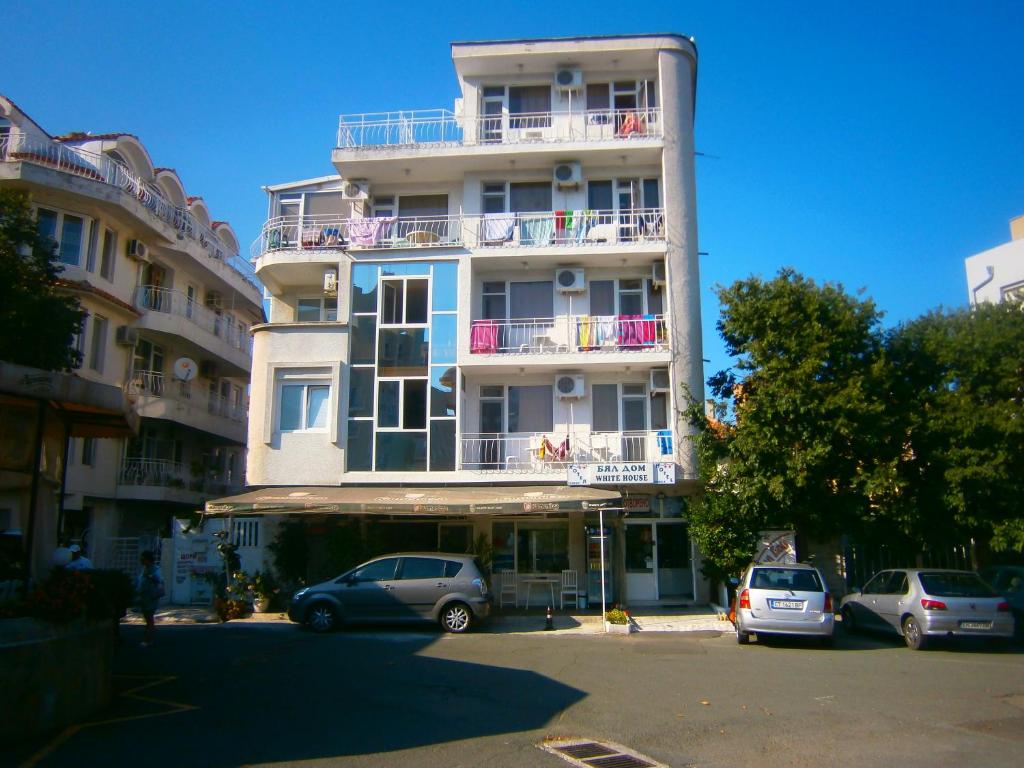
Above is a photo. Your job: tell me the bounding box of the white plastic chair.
[560,569,579,609]
[498,571,518,609]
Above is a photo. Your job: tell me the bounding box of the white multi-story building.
[236,34,706,607]
[0,95,264,570]
[965,214,1024,307]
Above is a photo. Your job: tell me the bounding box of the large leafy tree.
[0,189,84,371]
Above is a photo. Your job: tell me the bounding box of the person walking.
[137,550,164,647]
[65,544,93,570]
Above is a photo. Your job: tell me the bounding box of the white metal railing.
[336,107,663,148]
[134,286,252,354]
[250,207,664,259]
[119,458,189,488]
[459,430,675,473]
[1,131,259,290]
[470,314,667,355]
[125,371,247,424]
[251,214,463,258]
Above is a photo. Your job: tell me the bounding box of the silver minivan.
[288,553,492,634]
[734,563,835,646]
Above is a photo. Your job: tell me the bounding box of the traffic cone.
[545,605,554,631]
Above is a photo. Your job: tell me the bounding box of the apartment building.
[0,95,264,570]
[965,213,1024,307]
[229,34,706,607]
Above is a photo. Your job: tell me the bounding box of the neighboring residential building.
[235,34,707,607]
[965,213,1024,307]
[0,95,264,571]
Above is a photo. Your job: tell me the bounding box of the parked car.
[288,553,492,634]
[733,563,835,646]
[839,569,1014,650]
[978,565,1024,638]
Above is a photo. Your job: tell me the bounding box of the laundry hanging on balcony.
[538,435,570,461]
[470,319,499,353]
[348,216,397,246]
[482,213,515,243]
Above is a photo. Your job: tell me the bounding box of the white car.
[734,563,835,646]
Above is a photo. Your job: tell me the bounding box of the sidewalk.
[123,604,730,635]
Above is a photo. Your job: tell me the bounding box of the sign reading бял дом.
[568,462,676,486]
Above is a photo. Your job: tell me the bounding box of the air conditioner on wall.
[650,368,670,393]
[342,180,370,200]
[553,68,584,93]
[115,326,139,347]
[126,239,148,261]
[553,161,582,189]
[323,268,338,294]
[555,374,586,400]
[555,267,585,293]
[652,260,667,288]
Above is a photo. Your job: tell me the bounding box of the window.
[509,182,552,213]
[380,278,428,325]
[377,379,427,430]
[73,313,89,368]
[508,85,551,122]
[84,221,98,272]
[751,568,823,592]
[81,437,96,467]
[482,281,507,320]
[297,297,338,322]
[482,183,506,214]
[492,521,569,574]
[88,315,108,373]
[400,557,446,580]
[99,228,117,281]
[36,207,90,266]
[352,558,399,582]
[508,385,552,433]
[277,370,331,432]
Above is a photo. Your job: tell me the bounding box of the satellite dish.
[173,357,198,382]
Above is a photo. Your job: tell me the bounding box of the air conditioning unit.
[199,360,219,379]
[205,291,222,309]
[555,267,585,293]
[650,368,670,393]
[342,180,370,200]
[126,239,148,260]
[652,260,666,288]
[555,374,586,400]
[115,326,139,347]
[553,161,582,189]
[323,268,338,294]
[553,68,584,93]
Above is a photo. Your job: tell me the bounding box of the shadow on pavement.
[9,621,586,768]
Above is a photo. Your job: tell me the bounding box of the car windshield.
[918,572,998,598]
[750,568,822,592]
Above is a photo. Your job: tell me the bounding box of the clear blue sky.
[5,1,1022,385]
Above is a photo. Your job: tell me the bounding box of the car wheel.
[736,627,751,645]
[902,615,927,650]
[841,606,857,634]
[440,602,473,633]
[307,603,337,634]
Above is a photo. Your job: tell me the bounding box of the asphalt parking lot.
[9,622,1024,768]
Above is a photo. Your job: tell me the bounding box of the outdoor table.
[521,576,558,610]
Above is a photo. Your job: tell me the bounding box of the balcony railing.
[1,131,259,290]
[250,208,664,259]
[118,458,242,494]
[125,371,247,423]
[134,286,253,355]
[470,314,667,355]
[336,107,663,149]
[460,429,675,473]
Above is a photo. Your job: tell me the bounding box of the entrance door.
[655,522,692,599]
[625,520,693,604]
[625,522,657,601]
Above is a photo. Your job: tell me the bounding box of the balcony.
[117,458,241,503]
[469,315,668,355]
[135,287,252,356]
[336,108,663,149]
[0,131,259,292]
[251,208,665,261]
[459,430,675,474]
[125,371,247,443]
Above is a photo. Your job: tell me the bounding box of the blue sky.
[5,1,1022,384]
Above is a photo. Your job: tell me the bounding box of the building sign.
[568,462,676,486]
[624,497,651,513]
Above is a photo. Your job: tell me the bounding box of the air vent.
[553,68,584,92]
[553,161,582,189]
[555,374,585,399]
[556,267,585,293]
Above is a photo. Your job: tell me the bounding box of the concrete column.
[658,47,703,484]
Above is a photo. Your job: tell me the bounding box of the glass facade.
[348,261,458,471]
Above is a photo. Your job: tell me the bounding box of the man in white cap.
[65,544,93,570]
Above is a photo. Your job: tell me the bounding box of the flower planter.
[253,598,270,613]
[605,621,635,634]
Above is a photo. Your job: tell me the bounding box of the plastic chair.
[560,569,579,609]
[498,572,518,609]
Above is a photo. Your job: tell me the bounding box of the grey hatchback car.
[288,553,492,634]
[734,563,835,646]
[839,569,1014,650]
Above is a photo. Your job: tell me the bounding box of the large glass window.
[99,228,117,281]
[509,281,553,320]
[508,385,552,433]
[297,297,338,322]
[509,182,552,213]
[375,432,427,471]
[88,315,108,373]
[36,207,89,266]
[277,370,331,432]
[431,262,458,311]
[378,328,429,375]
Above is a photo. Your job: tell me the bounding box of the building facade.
[965,214,1024,307]
[0,95,264,571]
[241,35,707,606]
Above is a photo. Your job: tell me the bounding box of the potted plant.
[604,607,635,634]
[250,570,277,613]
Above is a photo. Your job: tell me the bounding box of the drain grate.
[542,738,666,768]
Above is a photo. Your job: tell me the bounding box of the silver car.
[734,563,835,646]
[839,568,1014,650]
[288,553,492,634]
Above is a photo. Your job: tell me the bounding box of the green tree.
[0,189,84,371]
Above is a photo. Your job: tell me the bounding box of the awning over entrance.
[205,486,621,517]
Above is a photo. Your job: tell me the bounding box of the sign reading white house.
[568,462,676,486]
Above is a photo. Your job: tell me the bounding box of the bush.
[213,597,250,622]
[0,568,131,623]
[605,608,630,625]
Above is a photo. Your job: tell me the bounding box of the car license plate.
[959,621,991,630]
[768,599,804,610]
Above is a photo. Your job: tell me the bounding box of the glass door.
[481,87,505,144]
[625,520,693,603]
[625,522,657,601]
[656,522,692,599]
